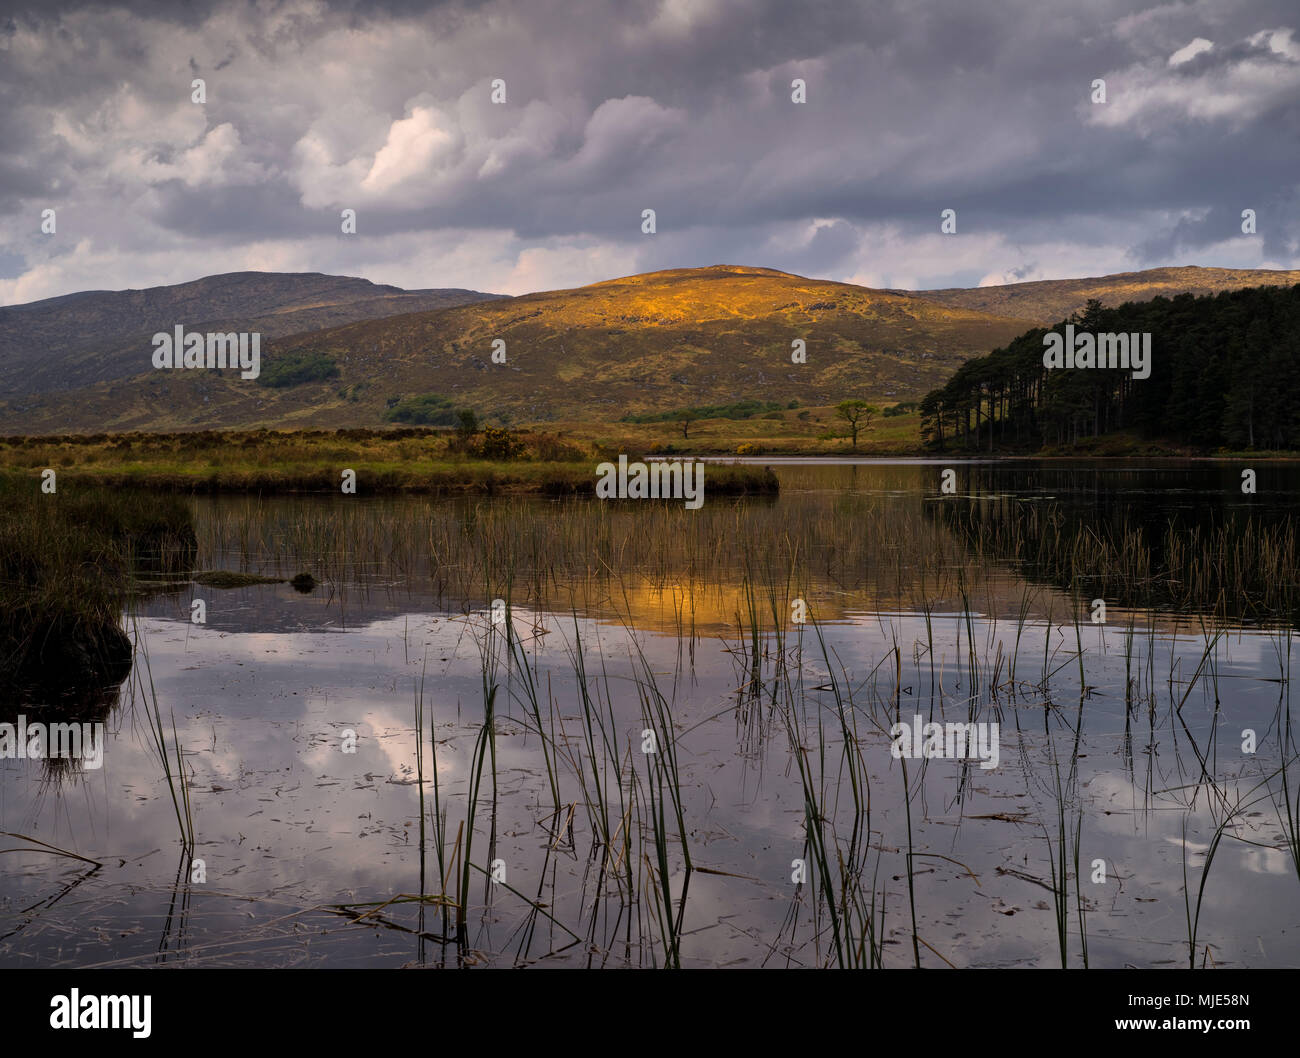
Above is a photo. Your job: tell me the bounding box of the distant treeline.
[920,284,1300,451]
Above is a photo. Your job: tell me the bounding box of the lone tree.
[455,408,480,440]
[675,408,697,439]
[835,400,878,450]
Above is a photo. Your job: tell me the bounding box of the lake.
[4,459,1299,968]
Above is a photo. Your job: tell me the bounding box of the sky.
[0,0,1297,305]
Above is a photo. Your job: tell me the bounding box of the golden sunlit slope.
[3,266,1029,432]
[909,266,1300,323]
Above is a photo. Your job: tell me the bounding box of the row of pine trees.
[919,284,1300,451]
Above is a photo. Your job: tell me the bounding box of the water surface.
[4,460,1299,968]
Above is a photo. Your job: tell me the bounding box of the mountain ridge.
[2,263,1292,434]
[0,271,505,398]
[905,265,1300,323]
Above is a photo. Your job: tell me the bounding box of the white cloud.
[361,105,458,194]
[111,122,269,189]
[1168,37,1213,66]
[1249,27,1300,62]
[1086,28,1300,133]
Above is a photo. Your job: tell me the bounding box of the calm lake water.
[4,460,1300,968]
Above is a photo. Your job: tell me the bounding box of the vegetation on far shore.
[5,397,1285,487]
[0,426,780,494]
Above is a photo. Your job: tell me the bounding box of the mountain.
[908,266,1300,324]
[2,263,1294,434]
[0,265,1031,432]
[0,271,504,398]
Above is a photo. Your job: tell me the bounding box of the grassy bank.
[0,427,780,495]
[562,404,927,456]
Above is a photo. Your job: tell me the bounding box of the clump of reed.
[934,496,1300,626]
[0,478,195,698]
[128,625,196,855]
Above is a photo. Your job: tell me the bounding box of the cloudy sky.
[1,0,1297,305]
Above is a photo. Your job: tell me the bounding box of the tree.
[1074,297,1105,330]
[835,400,878,450]
[455,408,480,439]
[675,409,697,439]
[918,284,1300,453]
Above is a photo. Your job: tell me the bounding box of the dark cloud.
[0,0,1296,302]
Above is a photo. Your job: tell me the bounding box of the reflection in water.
[3,461,1300,967]
[927,461,1300,627]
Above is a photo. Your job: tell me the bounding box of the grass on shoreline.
[3,411,1287,486]
[0,427,779,495]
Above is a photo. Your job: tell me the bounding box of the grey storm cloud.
[0,0,1297,303]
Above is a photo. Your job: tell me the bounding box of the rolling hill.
[0,271,503,398]
[2,263,1293,434]
[0,266,1030,432]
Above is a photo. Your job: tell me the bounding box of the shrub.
[531,433,585,461]
[257,352,340,388]
[456,409,480,438]
[474,427,527,460]
[384,394,462,426]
